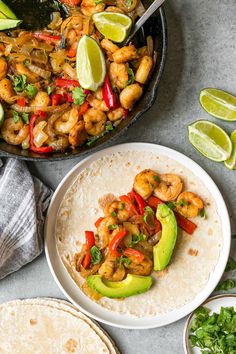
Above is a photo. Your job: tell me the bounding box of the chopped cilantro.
[108,224,119,230]
[125,68,135,87]
[125,0,133,8]
[23,59,30,67]
[167,199,188,210]
[105,121,114,131]
[13,111,20,123]
[22,112,29,124]
[111,211,117,217]
[90,246,102,265]
[47,86,53,95]
[153,175,160,182]
[143,206,155,228]
[189,305,236,353]
[129,233,146,247]
[226,257,236,272]
[116,255,131,267]
[10,74,27,93]
[94,0,104,4]
[72,87,86,105]
[199,207,206,218]
[86,122,114,147]
[26,84,38,99]
[215,279,236,292]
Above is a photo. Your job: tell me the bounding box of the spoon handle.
[124,0,166,45]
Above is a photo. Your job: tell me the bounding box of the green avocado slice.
[86,274,153,298]
[0,19,22,30]
[0,0,17,20]
[153,204,177,271]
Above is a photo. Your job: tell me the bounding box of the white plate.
[45,143,231,329]
[183,294,236,353]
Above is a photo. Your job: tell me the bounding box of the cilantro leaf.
[90,246,102,265]
[47,86,53,95]
[108,224,119,230]
[215,279,236,292]
[125,68,135,87]
[94,0,104,4]
[226,257,236,272]
[116,255,131,267]
[26,84,38,99]
[199,208,206,218]
[129,233,146,247]
[22,112,29,124]
[13,111,20,123]
[72,87,86,105]
[10,74,27,93]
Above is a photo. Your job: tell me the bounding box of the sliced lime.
[224,130,236,170]
[200,88,236,121]
[93,12,132,43]
[0,18,22,30]
[0,11,7,19]
[76,35,106,91]
[0,103,4,127]
[188,120,232,162]
[0,0,17,19]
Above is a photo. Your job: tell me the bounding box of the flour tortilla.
[0,298,118,353]
[56,151,222,317]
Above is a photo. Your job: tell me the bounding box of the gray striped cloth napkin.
[0,158,53,279]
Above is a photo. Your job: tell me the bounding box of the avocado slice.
[153,204,177,271]
[0,0,17,20]
[87,274,153,298]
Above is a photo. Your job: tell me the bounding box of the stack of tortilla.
[0,298,119,353]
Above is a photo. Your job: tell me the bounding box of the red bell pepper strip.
[55,78,80,89]
[147,195,197,235]
[95,217,104,228]
[109,228,127,257]
[119,195,139,215]
[123,248,145,262]
[60,0,81,5]
[78,101,89,116]
[131,190,147,215]
[102,74,119,109]
[154,218,162,233]
[82,231,95,269]
[29,113,53,154]
[123,109,129,118]
[174,212,197,235]
[17,97,27,107]
[33,32,61,43]
[51,93,64,106]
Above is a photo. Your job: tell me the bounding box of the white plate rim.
[183,294,236,354]
[45,142,231,329]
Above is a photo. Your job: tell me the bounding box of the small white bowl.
[183,294,236,354]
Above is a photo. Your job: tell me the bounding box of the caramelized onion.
[11,102,70,113]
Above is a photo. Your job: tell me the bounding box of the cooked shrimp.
[107,107,125,122]
[69,121,88,147]
[176,191,204,218]
[1,118,29,145]
[133,169,160,200]
[0,57,7,80]
[97,216,118,248]
[0,78,15,103]
[100,38,119,55]
[135,56,153,84]
[105,6,124,13]
[54,107,79,134]
[116,0,138,12]
[80,0,105,16]
[98,254,125,281]
[113,44,139,63]
[15,63,39,83]
[48,136,69,151]
[30,91,51,107]
[87,94,109,111]
[126,255,153,276]
[154,174,183,202]
[104,201,130,222]
[120,83,143,109]
[83,108,106,136]
[109,62,128,89]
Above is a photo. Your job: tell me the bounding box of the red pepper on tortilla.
[109,228,127,257]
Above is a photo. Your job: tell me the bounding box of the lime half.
[0,0,17,19]
[224,130,236,170]
[76,35,106,91]
[0,18,22,30]
[200,88,236,121]
[93,12,132,43]
[188,120,232,162]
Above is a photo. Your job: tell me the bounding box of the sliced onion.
[147,35,154,57]
[48,12,63,30]
[11,102,70,113]
[28,64,51,80]
[0,34,16,45]
[62,62,77,79]
[31,50,48,65]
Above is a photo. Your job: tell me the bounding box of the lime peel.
[224,130,236,170]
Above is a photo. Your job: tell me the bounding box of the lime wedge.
[93,12,132,43]
[224,130,236,170]
[76,35,106,91]
[188,120,232,162]
[0,0,17,19]
[0,11,7,19]
[0,18,22,30]
[200,88,236,121]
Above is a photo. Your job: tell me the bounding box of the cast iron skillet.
[0,0,167,160]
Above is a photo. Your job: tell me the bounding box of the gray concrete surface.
[0,0,236,353]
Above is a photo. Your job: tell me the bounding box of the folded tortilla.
[0,298,118,353]
[56,151,222,317]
